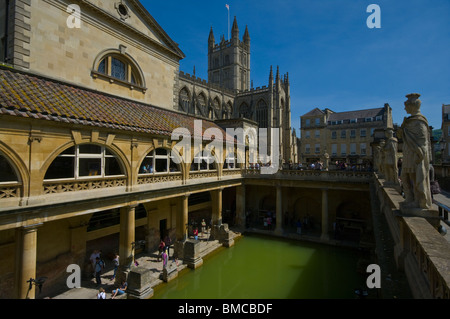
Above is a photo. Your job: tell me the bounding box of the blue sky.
[142,0,450,131]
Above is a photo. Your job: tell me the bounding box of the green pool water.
[152,233,367,299]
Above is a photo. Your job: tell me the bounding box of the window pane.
[155,149,167,156]
[79,158,101,177]
[0,155,18,182]
[190,161,199,171]
[140,158,153,174]
[79,145,102,154]
[105,157,123,176]
[98,59,106,74]
[45,156,75,180]
[111,58,126,81]
[155,158,168,173]
[61,146,76,155]
[169,158,180,172]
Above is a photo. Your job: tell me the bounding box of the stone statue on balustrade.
[398,93,432,210]
[374,140,385,175]
[322,151,330,171]
[382,129,399,185]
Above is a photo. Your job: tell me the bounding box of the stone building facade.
[441,104,450,163]
[300,104,393,167]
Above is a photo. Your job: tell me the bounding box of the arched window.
[0,154,19,183]
[223,151,241,170]
[213,98,221,119]
[179,87,191,113]
[92,50,146,92]
[197,93,207,116]
[44,145,125,180]
[239,102,251,119]
[140,149,180,174]
[256,99,268,128]
[191,151,216,172]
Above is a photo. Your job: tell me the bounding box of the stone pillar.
[117,204,136,283]
[321,189,329,241]
[175,195,189,261]
[275,185,283,235]
[14,224,41,299]
[177,194,189,241]
[236,185,246,228]
[212,189,223,226]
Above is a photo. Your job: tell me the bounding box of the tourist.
[90,249,100,277]
[164,235,172,257]
[97,287,106,299]
[201,219,207,235]
[193,228,199,240]
[162,249,168,269]
[94,257,104,286]
[111,253,119,281]
[112,280,128,299]
[158,240,165,262]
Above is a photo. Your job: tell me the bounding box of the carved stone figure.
[383,129,398,184]
[398,93,432,209]
[322,151,330,171]
[374,140,385,175]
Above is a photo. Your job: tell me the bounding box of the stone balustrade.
[375,176,450,299]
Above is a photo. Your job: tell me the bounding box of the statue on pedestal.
[398,93,432,209]
[322,150,330,171]
[383,129,399,184]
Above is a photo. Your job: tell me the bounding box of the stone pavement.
[49,231,227,299]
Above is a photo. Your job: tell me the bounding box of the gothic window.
[224,55,230,65]
[179,88,191,113]
[239,102,251,119]
[197,93,207,116]
[256,100,268,128]
[140,148,180,174]
[0,1,8,63]
[213,98,221,119]
[44,145,124,180]
[191,151,216,172]
[0,154,18,183]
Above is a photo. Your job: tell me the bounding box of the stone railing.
[0,182,22,199]
[375,177,450,299]
[137,173,182,185]
[189,171,218,180]
[244,169,373,182]
[43,176,127,194]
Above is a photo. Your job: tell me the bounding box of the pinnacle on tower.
[232,16,239,38]
[269,66,273,82]
[208,27,215,48]
[243,25,250,44]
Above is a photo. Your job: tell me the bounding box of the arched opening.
[190,150,216,172]
[139,148,181,175]
[0,154,19,183]
[44,144,125,181]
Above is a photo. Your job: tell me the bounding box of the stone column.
[118,204,136,282]
[175,194,189,261]
[211,189,223,226]
[321,189,329,241]
[176,194,189,241]
[275,185,283,235]
[14,224,42,299]
[236,185,246,228]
